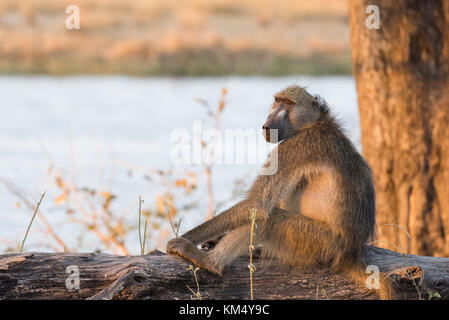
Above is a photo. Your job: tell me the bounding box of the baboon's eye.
[275,97,281,103]
[285,100,294,106]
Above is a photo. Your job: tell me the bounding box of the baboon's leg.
[262,208,355,268]
[167,225,259,275]
[181,199,266,245]
[208,225,261,273]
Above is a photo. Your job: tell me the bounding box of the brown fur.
[167,85,392,299]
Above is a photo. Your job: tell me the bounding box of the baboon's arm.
[180,169,303,245]
[182,197,267,245]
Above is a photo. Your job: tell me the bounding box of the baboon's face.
[263,96,320,143]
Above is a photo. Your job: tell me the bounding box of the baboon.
[167,85,390,298]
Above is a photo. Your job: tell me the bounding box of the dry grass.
[0,0,351,75]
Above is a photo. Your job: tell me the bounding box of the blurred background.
[0,0,358,255]
[0,0,350,75]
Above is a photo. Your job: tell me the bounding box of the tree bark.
[348,0,449,256]
[1,246,449,300]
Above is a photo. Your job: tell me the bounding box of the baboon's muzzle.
[262,123,280,143]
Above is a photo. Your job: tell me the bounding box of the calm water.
[0,75,359,253]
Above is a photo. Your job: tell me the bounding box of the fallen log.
[0,246,448,300]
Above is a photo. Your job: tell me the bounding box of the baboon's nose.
[263,125,271,142]
[263,124,271,137]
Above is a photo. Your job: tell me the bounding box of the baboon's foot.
[166,237,223,276]
[193,261,223,276]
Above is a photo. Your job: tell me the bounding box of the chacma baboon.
[167,85,390,298]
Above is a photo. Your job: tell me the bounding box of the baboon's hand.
[166,237,192,256]
[166,237,223,276]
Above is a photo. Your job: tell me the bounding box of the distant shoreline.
[0,0,350,77]
[0,51,351,76]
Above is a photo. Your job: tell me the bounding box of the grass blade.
[20,191,46,253]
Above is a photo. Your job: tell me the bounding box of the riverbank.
[0,0,350,76]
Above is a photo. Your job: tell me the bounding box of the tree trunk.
[348,0,449,256]
[1,246,449,300]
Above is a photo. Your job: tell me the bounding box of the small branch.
[20,192,46,253]
[186,265,202,300]
[248,208,257,300]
